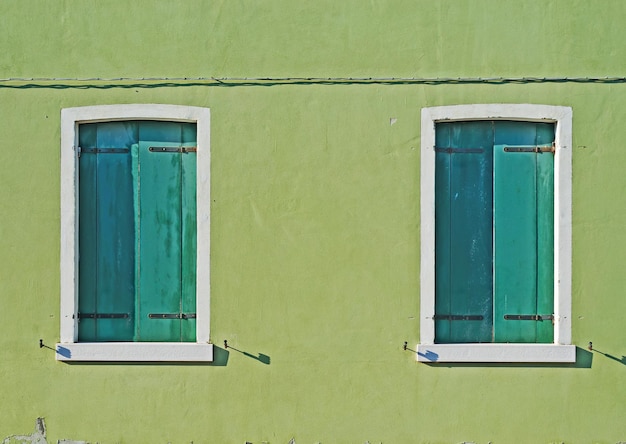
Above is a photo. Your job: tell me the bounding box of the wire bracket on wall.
[222,339,270,364]
[39,339,55,351]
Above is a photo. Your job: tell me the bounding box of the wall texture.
[0,1,624,442]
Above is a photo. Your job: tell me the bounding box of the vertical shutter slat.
[536,148,555,343]
[435,122,493,343]
[180,130,198,342]
[78,127,98,341]
[137,122,184,341]
[493,144,538,343]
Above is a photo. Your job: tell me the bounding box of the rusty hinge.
[148,313,197,319]
[504,143,555,153]
[504,314,554,321]
[149,146,197,153]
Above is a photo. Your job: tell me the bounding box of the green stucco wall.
[0,1,624,442]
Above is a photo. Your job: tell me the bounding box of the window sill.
[54,342,214,362]
[416,343,575,363]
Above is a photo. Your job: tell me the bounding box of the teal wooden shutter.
[492,123,555,343]
[434,122,494,343]
[78,121,197,342]
[136,122,197,342]
[78,122,137,341]
[493,144,554,343]
[493,144,539,342]
[434,121,555,344]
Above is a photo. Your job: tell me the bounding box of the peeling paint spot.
[389,118,397,126]
[2,418,47,444]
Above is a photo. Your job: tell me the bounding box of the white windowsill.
[55,342,214,362]
[416,343,575,363]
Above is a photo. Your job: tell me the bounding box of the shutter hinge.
[433,314,484,321]
[503,143,555,154]
[77,313,130,319]
[434,147,484,154]
[149,146,197,153]
[504,314,554,321]
[148,313,197,319]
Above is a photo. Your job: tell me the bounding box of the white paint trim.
[419,104,573,363]
[416,344,575,363]
[58,104,212,362]
[55,342,213,362]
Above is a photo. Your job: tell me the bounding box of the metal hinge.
[77,313,130,319]
[434,147,484,154]
[503,143,555,153]
[504,314,554,321]
[81,147,130,154]
[148,313,197,319]
[433,314,484,321]
[149,146,197,153]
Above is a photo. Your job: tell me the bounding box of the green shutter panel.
[435,122,493,343]
[493,144,537,342]
[136,122,183,341]
[78,122,137,341]
[493,144,554,343]
[135,122,197,342]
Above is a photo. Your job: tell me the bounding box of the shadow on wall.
[589,344,626,366]
[224,340,270,365]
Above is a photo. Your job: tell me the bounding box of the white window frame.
[58,104,212,361]
[418,104,575,363]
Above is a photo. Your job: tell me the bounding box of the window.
[59,105,212,361]
[418,104,574,363]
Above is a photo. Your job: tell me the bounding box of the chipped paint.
[2,419,47,444]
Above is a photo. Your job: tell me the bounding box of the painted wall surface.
[0,1,624,442]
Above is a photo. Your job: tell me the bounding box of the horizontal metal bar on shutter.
[433,314,484,321]
[80,147,130,154]
[148,313,197,319]
[434,147,484,154]
[504,314,554,321]
[148,146,197,153]
[503,145,555,153]
[77,313,130,319]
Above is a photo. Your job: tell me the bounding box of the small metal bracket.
[148,313,197,319]
[433,314,484,321]
[149,146,197,153]
[504,314,554,321]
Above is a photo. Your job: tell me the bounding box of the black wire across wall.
[1,76,626,89]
